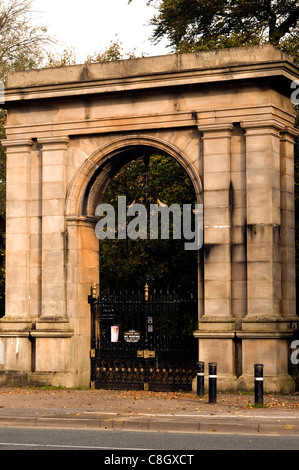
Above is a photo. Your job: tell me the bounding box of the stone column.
[24,136,75,386]
[243,121,283,323]
[280,127,298,320]
[37,137,69,320]
[195,123,236,391]
[230,125,247,326]
[66,217,100,387]
[0,139,33,375]
[238,120,295,393]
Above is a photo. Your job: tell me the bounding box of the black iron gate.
[89,285,198,391]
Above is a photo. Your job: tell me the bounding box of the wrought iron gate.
[89,285,198,391]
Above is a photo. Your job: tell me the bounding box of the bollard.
[208,362,217,404]
[196,361,205,397]
[254,364,264,406]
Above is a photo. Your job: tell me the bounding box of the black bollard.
[196,361,205,397]
[254,364,264,406]
[208,362,217,404]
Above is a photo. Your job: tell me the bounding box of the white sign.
[124,330,141,343]
[111,326,119,343]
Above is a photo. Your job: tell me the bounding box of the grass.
[246,403,269,409]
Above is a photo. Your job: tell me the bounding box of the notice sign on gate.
[111,326,119,343]
[124,330,141,343]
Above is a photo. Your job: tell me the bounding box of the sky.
[32,0,170,63]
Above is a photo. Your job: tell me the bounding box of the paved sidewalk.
[0,387,298,435]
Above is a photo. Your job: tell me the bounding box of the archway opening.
[99,151,198,293]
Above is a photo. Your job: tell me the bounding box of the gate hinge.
[90,349,96,358]
[137,350,155,359]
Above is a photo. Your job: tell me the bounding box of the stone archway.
[66,134,203,216]
[64,135,203,388]
[0,45,298,392]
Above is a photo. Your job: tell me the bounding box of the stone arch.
[64,133,203,388]
[65,134,203,218]
[3,46,297,392]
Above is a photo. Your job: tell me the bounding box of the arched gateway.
[0,45,298,392]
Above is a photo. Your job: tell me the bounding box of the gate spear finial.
[145,283,149,301]
[91,283,97,299]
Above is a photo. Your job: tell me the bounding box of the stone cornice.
[5,64,297,104]
[236,332,294,339]
[241,119,286,130]
[281,126,299,138]
[241,119,290,137]
[0,138,33,148]
[4,45,298,104]
[5,105,295,140]
[29,330,74,338]
[65,215,99,226]
[38,136,70,144]
[198,123,234,138]
[38,136,69,151]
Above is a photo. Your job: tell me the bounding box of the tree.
[46,47,77,68]
[130,0,299,52]
[85,37,141,64]
[0,9,145,308]
[0,0,54,82]
[99,154,198,293]
[130,0,299,301]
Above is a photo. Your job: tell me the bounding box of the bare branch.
[274,5,299,42]
[0,0,56,81]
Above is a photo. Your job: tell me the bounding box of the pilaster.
[194,123,236,391]
[237,120,296,393]
[2,139,33,325]
[241,120,287,330]
[37,136,69,319]
[198,123,235,331]
[65,216,99,387]
[280,127,298,319]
